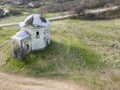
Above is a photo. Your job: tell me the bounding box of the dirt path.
[0,5,119,27]
[0,72,87,90]
[0,14,77,27]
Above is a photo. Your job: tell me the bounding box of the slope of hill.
[0,18,120,90]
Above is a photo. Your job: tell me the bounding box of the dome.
[19,14,50,27]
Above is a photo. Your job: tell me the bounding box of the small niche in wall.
[36,31,39,38]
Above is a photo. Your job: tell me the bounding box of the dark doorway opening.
[36,31,39,38]
[26,44,29,50]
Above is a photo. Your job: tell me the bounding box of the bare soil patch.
[0,72,87,90]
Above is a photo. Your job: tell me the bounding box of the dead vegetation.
[83,6,120,19]
[0,72,87,90]
[40,0,120,13]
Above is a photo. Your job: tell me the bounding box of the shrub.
[0,8,4,18]
[75,6,85,16]
[84,6,120,19]
[9,10,22,16]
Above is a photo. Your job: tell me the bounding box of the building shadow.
[6,39,105,78]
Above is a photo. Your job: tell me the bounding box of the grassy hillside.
[0,19,120,90]
[0,12,68,24]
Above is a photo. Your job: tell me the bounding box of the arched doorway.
[22,39,31,55]
[12,40,21,58]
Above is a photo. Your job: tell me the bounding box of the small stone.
[109,43,116,48]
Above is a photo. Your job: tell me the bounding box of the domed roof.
[19,14,50,27]
[11,31,30,40]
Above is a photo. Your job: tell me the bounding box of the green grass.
[0,26,19,39]
[3,34,103,74]
[0,19,120,90]
[0,12,67,24]
[0,15,26,24]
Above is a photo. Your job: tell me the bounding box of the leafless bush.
[40,1,80,13]
[0,8,4,18]
[85,6,120,19]
[40,0,120,19]
[82,0,120,8]
[75,6,85,16]
[9,9,22,15]
[51,0,120,8]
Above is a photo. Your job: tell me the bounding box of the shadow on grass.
[3,38,104,78]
